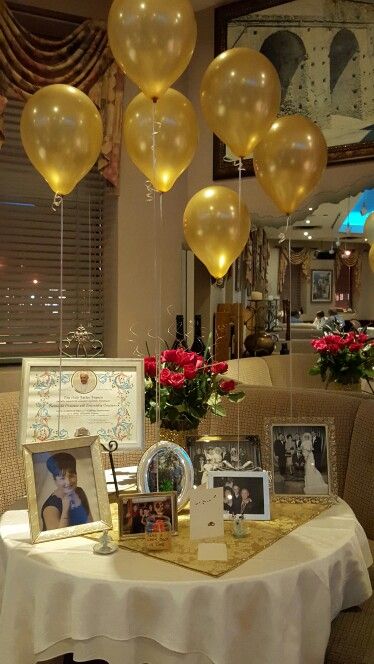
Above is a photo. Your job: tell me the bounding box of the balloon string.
[236,157,243,453]
[52,193,63,212]
[287,215,294,420]
[88,192,91,326]
[53,197,64,437]
[151,101,160,492]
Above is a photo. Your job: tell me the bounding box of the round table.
[0,499,372,664]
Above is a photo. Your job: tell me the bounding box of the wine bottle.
[190,315,205,356]
[171,315,188,350]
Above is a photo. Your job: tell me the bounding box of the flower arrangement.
[309,331,374,387]
[144,348,245,430]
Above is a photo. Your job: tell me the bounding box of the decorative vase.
[326,381,361,392]
[160,423,198,450]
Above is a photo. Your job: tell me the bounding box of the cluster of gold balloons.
[108,0,198,193]
[21,84,103,196]
[364,212,374,273]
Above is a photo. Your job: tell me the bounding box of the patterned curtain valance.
[335,249,362,294]
[277,247,311,295]
[0,3,124,187]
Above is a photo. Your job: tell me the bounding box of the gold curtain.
[244,228,269,295]
[277,247,311,294]
[0,3,124,186]
[335,249,362,294]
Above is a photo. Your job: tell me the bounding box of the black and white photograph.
[187,435,262,487]
[118,492,178,538]
[271,425,329,496]
[23,436,112,543]
[311,270,333,303]
[207,471,270,520]
[214,0,374,179]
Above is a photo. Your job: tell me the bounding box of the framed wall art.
[214,0,374,179]
[23,435,112,543]
[18,358,144,451]
[263,418,338,502]
[311,269,333,303]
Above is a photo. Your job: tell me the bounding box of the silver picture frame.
[137,441,194,511]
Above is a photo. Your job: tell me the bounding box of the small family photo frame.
[207,471,270,520]
[137,441,194,511]
[118,492,178,538]
[263,418,338,503]
[23,435,112,543]
[186,434,262,487]
[18,357,145,451]
[311,270,333,303]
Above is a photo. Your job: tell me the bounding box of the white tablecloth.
[0,499,372,664]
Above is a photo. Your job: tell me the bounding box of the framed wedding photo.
[207,470,270,520]
[118,491,178,538]
[18,357,144,451]
[187,434,262,487]
[23,435,112,544]
[213,0,374,180]
[311,270,333,303]
[263,418,338,502]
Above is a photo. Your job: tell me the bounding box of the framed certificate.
[18,358,144,451]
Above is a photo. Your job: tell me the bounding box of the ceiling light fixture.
[303,231,309,236]
[305,219,311,224]
[308,207,313,211]
[307,235,312,240]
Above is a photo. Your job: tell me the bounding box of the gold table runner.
[88,500,333,577]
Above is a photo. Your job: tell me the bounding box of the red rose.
[357,333,368,344]
[195,357,204,370]
[160,368,172,385]
[184,364,197,380]
[211,361,229,374]
[175,349,197,366]
[161,349,178,364]
[348,342,363,352]
[168,372,185,389]
[144,356,156,377]
[219,379,236,392]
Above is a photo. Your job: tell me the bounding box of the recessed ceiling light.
[32,279,38,284]
[305,219,311,224]
[308,207,313,211]
[308,235,312,240]
[303,231,309,236]
[364,237,368,242]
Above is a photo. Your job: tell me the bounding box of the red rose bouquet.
[309,331,374,387]
[144,348,245,430]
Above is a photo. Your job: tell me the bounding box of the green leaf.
[227,391,245,403]
[309,366,321,375]
[210,403,226,417]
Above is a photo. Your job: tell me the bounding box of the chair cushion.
[226,358,272,387]
[343,400,374,540]
[0,392,25,515]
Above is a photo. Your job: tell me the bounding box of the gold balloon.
[364,212,374,244]
[124,89,198,192]
[253,115,328,215]
[200,47,281,158]
[108,0,197,100]
[369,244,374,274]
[183,186,251,279]
[20,84,103,196]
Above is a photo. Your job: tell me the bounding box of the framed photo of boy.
[263,418,338,502]
[23,435,112,543]
[18,357,144,451]
[186,434,262,487]
[207,470,270,520]
[118,492,178,538]
[311,270,333,303]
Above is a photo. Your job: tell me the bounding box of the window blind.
[0,99,105,359]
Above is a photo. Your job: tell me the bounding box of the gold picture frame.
[263,417,338,504]
[118,491,178,538]
[23,435,112,543]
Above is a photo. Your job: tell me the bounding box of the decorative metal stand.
[93,530,118,555]
[101,440,120,500]
[60,324,103,357]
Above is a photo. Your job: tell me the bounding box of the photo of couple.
[207,472,269,519]
[272,425,329,496]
